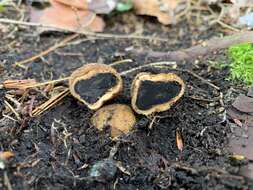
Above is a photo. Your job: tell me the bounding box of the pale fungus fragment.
[91,104,136,138]
[69,63,123,110]
[131,72,185,115]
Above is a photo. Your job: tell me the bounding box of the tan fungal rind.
[91,104,136,138]
[131,72,185,115]
[69,63,123,110]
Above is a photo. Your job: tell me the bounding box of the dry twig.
[15,34,79,67]
[131,31,253,61]
[0,18,168,42]
[32,88,69,116]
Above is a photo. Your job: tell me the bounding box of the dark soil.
[1,11,253,190]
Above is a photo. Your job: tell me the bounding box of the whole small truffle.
[69,63,123,110]
[131,72,185,115]
[91,104,136,138]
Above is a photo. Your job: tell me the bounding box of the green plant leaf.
[116,1,133,12]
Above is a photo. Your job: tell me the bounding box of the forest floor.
[0,10,253,190]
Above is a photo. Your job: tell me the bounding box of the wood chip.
[176,128,183,151]
[3,79,37,90]
[248,86,253,97]
[0,151,14,160]
[232,94,253,114]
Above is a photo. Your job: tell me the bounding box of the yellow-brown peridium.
[91,104,136,138]
[69,63,123,110]
[131,72,185,115]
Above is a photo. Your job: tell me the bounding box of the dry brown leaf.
[30,0,105,32]
[232,94,253,114]
[233,118,243,127]
[248,86,253,97]
[54,0,88,9]
[133,0,186,25]
[176,128,183,151]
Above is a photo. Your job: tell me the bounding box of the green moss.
[0,5,5,12]
[0,0,11,12]
[208,60,227,70]
[228,44,253,85]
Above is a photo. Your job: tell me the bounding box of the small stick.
[15,34,79,67]
[0,18,168,42]
[12,61,174,90]
[148,115,158,129]
[25,77,70,89]
[28,95,35,117]
[182,69,220,90]
[2,114,18,122]
[131,31,253,61]
[176,128,184,151]
[109,59,133,67]
[4,172,13,190]
[4,100,21,121]
[5,95,21,108]
[152,65,220,90]
[120,61,177,75]
[32,88,69,116]
[2,79,37,89]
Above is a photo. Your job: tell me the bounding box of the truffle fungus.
[91,104,136,138]
[69,63,123,110]
[131,72,185,115]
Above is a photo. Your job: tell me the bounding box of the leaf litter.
[228,86,253,178]
[1,0,253,189]
[30,0,106,33]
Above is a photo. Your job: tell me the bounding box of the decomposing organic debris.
[69,63,123,110]
[91,104,136,138]
[133,0,187,25]
[30,0,105,33]
[248,86,253,97]
[232,94,253,114]
[228,86,253,178]
[0,151,14,169]
[131,72,185,115]
[32,88,69,116]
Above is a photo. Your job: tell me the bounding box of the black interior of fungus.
[74,73,118,104]
[136,80,182,110]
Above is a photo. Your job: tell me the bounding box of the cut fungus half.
[91,104,136,138]
[69,63,123,110]
[131,72,185,115]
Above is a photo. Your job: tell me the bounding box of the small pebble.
[89,159,117,182]
[247,86,253,98]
